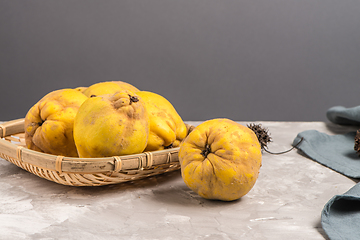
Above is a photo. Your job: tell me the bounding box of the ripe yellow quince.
[75,86,88,93]
[74,91,149,158]
[82,81,139,97]
[136,91,187,151]
[178,118,262,201]
[24,89,88,157]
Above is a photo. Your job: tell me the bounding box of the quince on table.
[74,91,149,158]
[24,88,88,157]
[179,118,262,201]
[136,91,188,151]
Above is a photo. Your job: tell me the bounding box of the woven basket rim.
[0,118,187,175]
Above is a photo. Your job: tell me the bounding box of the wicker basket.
[0,118,194,186]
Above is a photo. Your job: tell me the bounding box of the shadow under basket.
[0,119,194,186]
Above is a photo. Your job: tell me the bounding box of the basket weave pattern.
[0,119,187,186]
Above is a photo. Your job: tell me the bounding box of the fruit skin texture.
[178,118,262,201]
[75,86,88,93]
[24,89,88,157]
[74,91,149,158]
[82,81,139,97]
[136,91,188,151]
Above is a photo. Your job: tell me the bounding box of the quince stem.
[129,95,139,104]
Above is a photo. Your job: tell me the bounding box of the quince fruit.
[74,91,149,158]
[136,91,187,151]
[24,89,88,157]
[178,118,262,201]
[82,81,139,97]
[75,86,88,93]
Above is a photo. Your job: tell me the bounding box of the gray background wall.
[1,0,359,122]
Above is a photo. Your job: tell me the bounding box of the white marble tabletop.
[0,121,358,240]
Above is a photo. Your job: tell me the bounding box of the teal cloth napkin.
[326,106,360,125]
[293,131,359,178]
[293,106,360,240]
[321,183,360,240]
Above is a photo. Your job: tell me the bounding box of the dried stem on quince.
[129,94,139,104]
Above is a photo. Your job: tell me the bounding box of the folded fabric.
[292,130,359,178]
[327,105,360,125]
[321,183,360,240]
[293,105,360,240]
